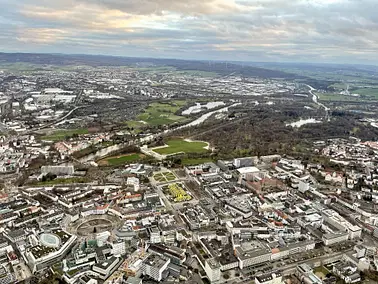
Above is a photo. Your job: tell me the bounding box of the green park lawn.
[317,93,360,102]
[137,101,188,126]
[153,139,209,155]
[153,172,177,182]
[41,128,89,141]
[351,88,378,99]
[100,153,142,166]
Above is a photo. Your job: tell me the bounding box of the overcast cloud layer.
[1,0,378,64]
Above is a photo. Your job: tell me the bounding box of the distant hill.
[0,52,304,79]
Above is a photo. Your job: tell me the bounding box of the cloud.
[0,0,378,63]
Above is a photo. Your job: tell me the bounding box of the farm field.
[162,183,192,203]
[138,101,188,126]
[98,153,143,166]
[153,139,209,155]
[153,172,177,183]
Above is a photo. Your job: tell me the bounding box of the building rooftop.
[237,167,260,174]
[144,254,168,269]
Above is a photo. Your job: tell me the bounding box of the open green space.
[317,92,361,102]
[176,70,218,77]
[124,120,147,128]
[351,88,378,98]
[153,171,177,182]
[153,173,165,182]
[133,66,218,77]
[98,153,142,166]
[153,139,209,155]
[123,120,148,134]
[182,157,214,166]
[41,128,89,141]
[135,66,176,73]
[137,101,188,126]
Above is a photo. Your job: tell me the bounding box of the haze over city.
[1,0,378,64]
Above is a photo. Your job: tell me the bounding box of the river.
[307,85,330,115]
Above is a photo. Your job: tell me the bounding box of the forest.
[172,101,378,160]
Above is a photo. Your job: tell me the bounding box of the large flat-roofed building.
[204,258,221,283]
[25,229,77,273]
[322,209,362,240]
[322,231,349,246]
[237,166,261,180]
[224,194,255,218]
[148,244,186,265]
[296,264,323,284]
[41,165,74,176]
[92,256,121,280]
[5,229,27,243]
[255,272,283,284]
[235,246,271,269]
[233,157,259,168]
[142,254,170,282]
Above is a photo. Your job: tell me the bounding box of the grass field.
[153,139,209,155]
[98,153,142,166]
[138,101,188,126]
[153,171,177,182]
[41,128,89,141]
[182,157,214,165]
[317,92,361,102]
[351,88,378,98]
[123,120,147,134]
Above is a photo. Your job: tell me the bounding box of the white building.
[236,247,271,269]
[237,166,261,181]
[322,209,362,240]
[41,165,74,176]
[92,257,120,279]
[25,231,77,273]
[149,227,161,244]
[322,232,349,246]
[142,254,170,282]
[127,177,140,191]
[204,258,221,283]
[112,241,126,257]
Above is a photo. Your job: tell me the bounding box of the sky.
[1,0,378,64]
